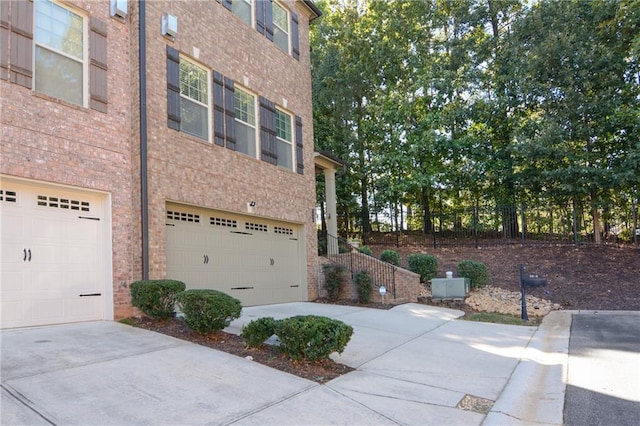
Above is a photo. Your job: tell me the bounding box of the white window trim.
[234,85,258,158]
[276,106,294,170]
[179,56,212,142]
[272,1,290,54]
[33,0,89,107]
[231,0,254,27]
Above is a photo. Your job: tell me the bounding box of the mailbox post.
[520,265,547,321]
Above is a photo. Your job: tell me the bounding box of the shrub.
[354,271,373,303]
[241,317,277,348]
[457,260,489,289]
[130,279,186,319]
[323,264,346,301]
[176,289,242,334]
[358,245,373,256]
[274,315,353,361]
[407,254,438,282]
[379,249,400,266]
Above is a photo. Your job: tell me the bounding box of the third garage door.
[165,204,304,306]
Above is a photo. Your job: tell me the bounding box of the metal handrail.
[319,231,396,298]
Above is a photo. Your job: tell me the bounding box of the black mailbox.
[520,266,547,321]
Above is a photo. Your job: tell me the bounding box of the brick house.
[0,0,322,329]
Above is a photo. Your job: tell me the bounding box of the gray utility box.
[431,278,470,299]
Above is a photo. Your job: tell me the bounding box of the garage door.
[166,204,304,306]
[1,181,106,329]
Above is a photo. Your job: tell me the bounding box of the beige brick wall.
[142,1,318,297]
[0,1,136,319]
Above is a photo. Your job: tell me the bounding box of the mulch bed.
[128,316,354,384]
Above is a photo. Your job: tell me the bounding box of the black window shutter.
[222,0,232,11]
[89,17,108,113]
[213,71,225,146]
[224,76,236,150]
[8,0,33,88]
[264,0,274,41]
[255,0,265,35]
[166,45,180,130]
[259,96,277,165]
[295,115,303,174]
[291,12,300,60]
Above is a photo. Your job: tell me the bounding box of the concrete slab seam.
[2,341,190,382]
[338,368,469,405]
[321,385,403,425]
[1,383,56,425]
[352,319,455,369]
[222,383,320,425]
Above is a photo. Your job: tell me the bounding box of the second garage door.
[165,204,305,306]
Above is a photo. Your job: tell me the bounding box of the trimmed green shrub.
[176,289,242,334]
[274,315,353,361]
[241,317,277,348]
[380,249,400,266]
[130,279,186,319]
[407,254,438,282]
[323,264,346,301]
[354,270,373,303]
[358,246,373,256]
[457,260,489,289]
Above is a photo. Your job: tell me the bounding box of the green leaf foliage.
[354,270,373,303]
[130,279,186,319]
[323,264,346,301]
[241,317,277,348]
[380,249,400,266]
[457,260,489,289]
[176,290,242,334]
[407,254,438,282]
[274,315,354,361]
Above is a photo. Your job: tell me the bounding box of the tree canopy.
[311,0,640,243]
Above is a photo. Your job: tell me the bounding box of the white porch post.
[325,167,339,256]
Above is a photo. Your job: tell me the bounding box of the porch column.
[324,167,339,256]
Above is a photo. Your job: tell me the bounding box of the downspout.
[139,0,149,280]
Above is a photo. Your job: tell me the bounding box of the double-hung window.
[231,0,253,26]
[234,88,257,157]
[272,2,289,54]
[34,0,86,106]
[179,58,210,141]
[275,108,293,169]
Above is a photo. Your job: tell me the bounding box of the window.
[180,58,209,140]
[272,2,289,54]
[34,0,86,106]
[276,108,293,169]
[234,88,257,157]
[231,0,252,26]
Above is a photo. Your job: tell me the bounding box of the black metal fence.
[318,231,396,297]
[361,202,639,248]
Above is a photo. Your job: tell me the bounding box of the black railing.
[319,231,396,298]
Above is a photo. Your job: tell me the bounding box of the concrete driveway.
[2,303,569,425]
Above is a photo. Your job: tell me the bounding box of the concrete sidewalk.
[1,303,569,425]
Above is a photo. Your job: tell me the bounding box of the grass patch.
[119,318,134,326]
[462,312,541,326]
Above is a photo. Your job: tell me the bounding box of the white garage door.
[1,182,106,329]
[166,204,304,306]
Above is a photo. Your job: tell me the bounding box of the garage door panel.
[166,205,304,307]
[0,182,106,329]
